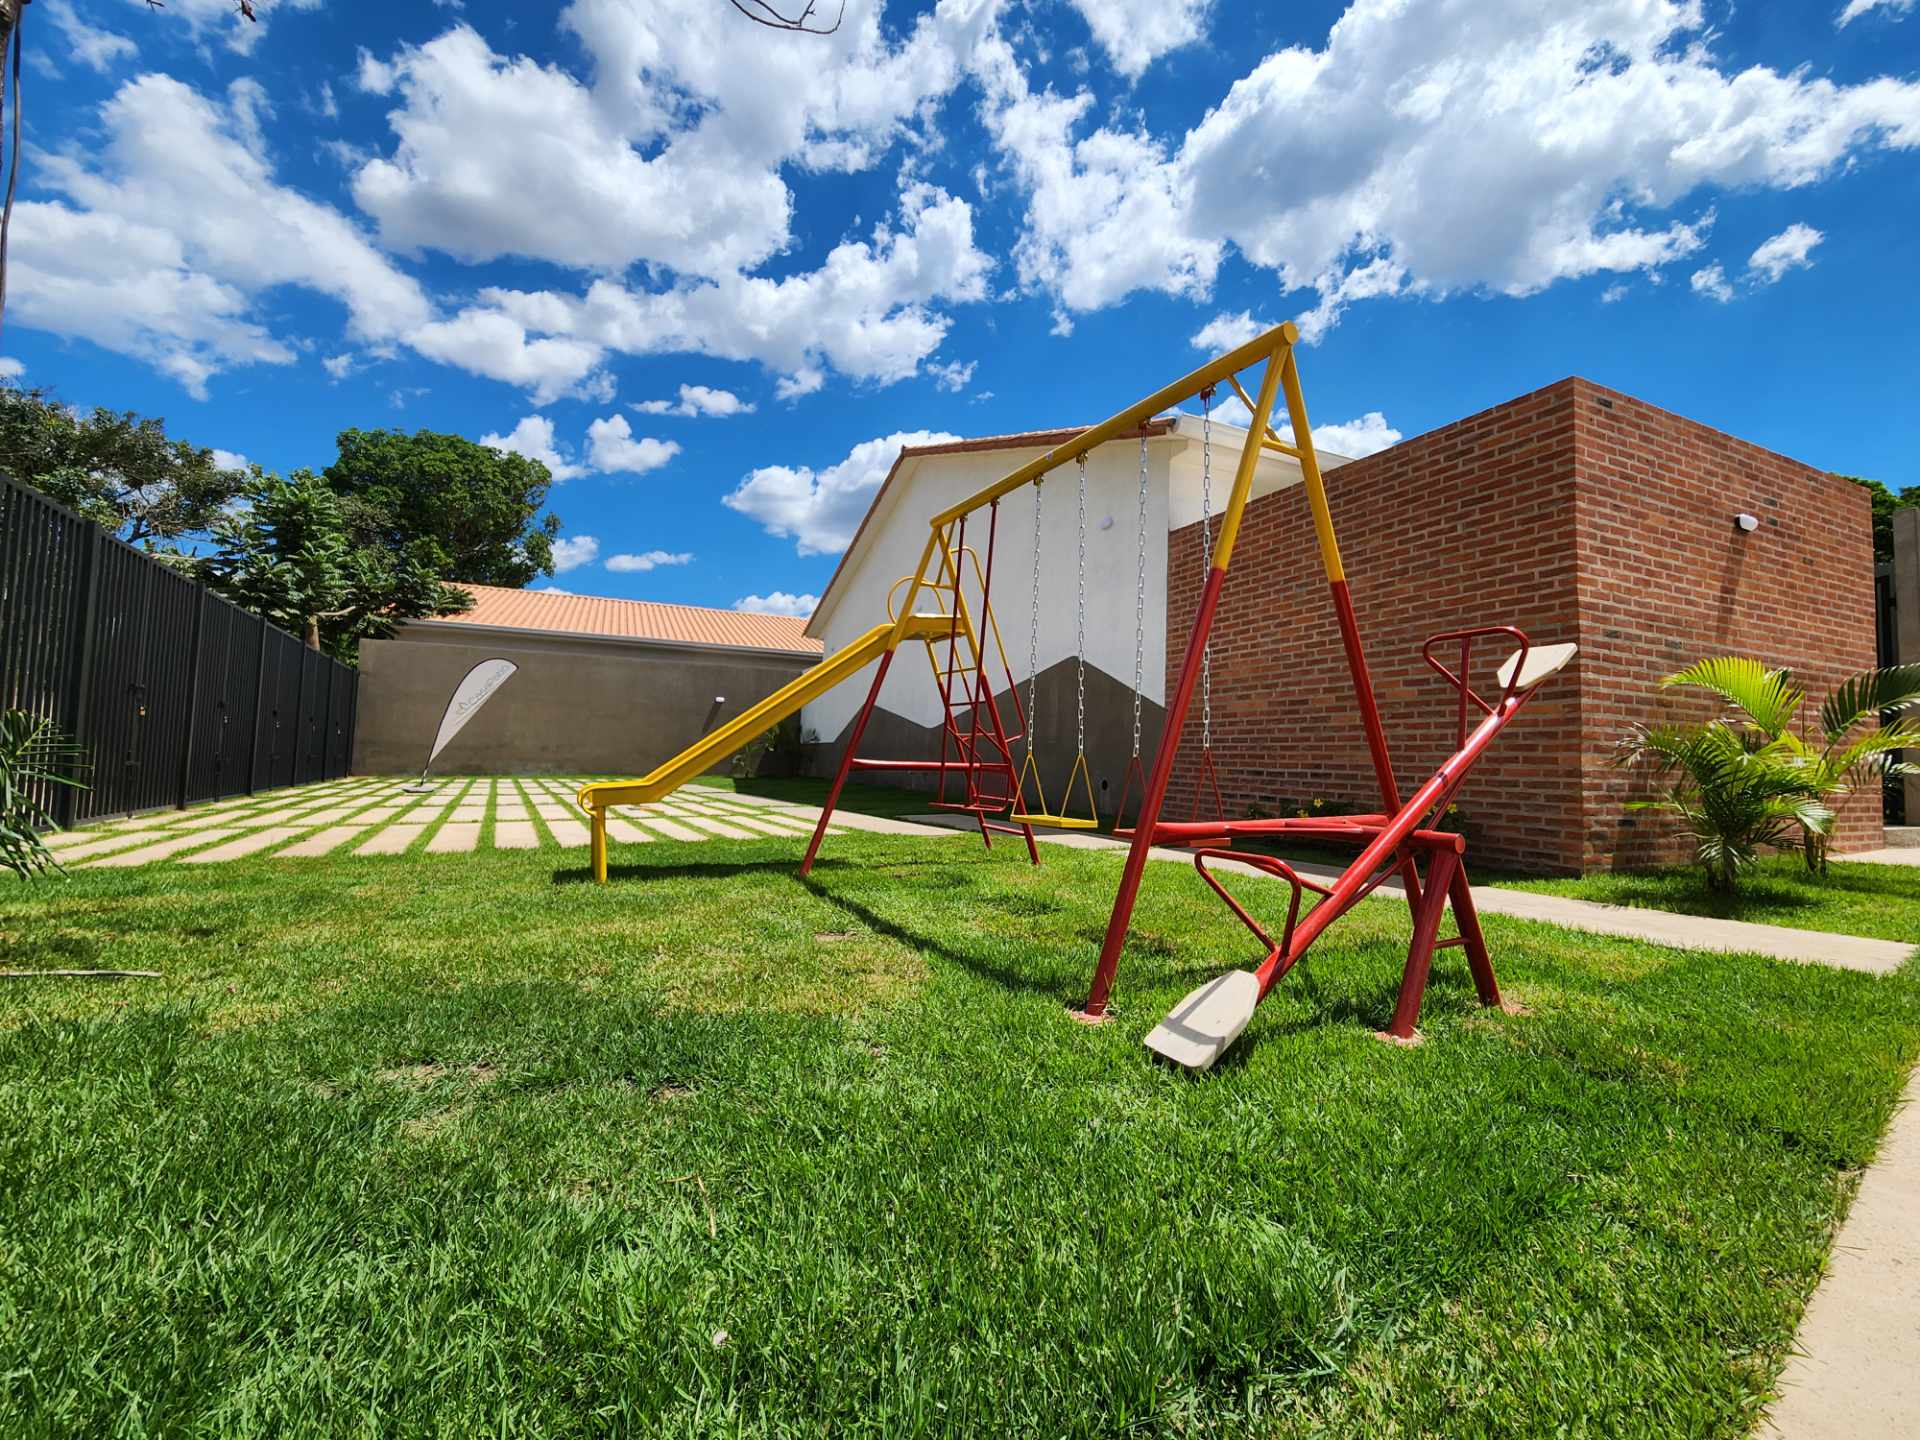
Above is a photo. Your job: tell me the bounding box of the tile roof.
[425,583,825,655]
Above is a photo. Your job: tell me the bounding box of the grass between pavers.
[2,836,1918,1437]
[1495,853,1920,945]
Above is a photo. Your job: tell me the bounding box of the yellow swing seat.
[1007,750,1100,830]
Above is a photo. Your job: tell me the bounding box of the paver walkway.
[40,778,894,869]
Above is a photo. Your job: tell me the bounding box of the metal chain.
[1131,435,1148,759]
[1025,479,1043,759]
[1199,388,1214,751]
[1075,453,1088,756]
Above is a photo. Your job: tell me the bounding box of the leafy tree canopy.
[200,468,471,661]
[1845,475,1920,567]
[0,385,247,546]
[324,428,560,587]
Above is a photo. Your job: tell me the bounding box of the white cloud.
[1184,397,1401,457]
[13,75,430,397]
[585,414,681,475]
[163,0,323,54]
[984,0,1920,337]
[733,591,820,617]
[1690,263,1734,302]
[775,367,826,402]
[48,1,137,71]
[550,535,600,572]
[606,549,693,572]
[1300,411,1401,458]
[1189,311,1272,351]
[479,414,587,481]
[532,584,575,596]
[1066,0,1213,79]
[928,359,975,392]
[724,429,961,556]
[1600,282,1630,303]
[0,357,23,380]
[322,353,357,380]
[471,183,991,397]
[351,0,993,278]
[633,384,754,418]
[1747,223,1824,283]
[1839,0,1913,25]
[410,309,607,405]
[209,448,251,472]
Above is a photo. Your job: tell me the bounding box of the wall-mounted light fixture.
[1734,513,1760,533]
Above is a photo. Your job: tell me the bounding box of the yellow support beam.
[928,322,1298,528]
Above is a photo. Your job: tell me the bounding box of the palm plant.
[1618,712,1830,893]
[1622,657,1920,888]
[0,708,89,880]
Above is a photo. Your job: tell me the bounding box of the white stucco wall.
[801,419,1334,746]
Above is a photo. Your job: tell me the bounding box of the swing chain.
[1075,453,1088,757]
[1131,434,1148,760]
[1026,479,1043,759]
[1199,387,1214,751]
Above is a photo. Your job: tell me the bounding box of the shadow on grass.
[795,876,1077,1003]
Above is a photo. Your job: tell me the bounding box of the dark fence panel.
[0,473,360,824]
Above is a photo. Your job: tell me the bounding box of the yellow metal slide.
[577,611,957,878]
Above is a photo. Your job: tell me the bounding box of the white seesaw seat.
[1143,970,1262,1071]
[1496,641,1578,692]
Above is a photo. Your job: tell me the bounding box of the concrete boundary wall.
[353,629,814,777]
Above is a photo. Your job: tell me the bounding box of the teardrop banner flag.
[404,658,518,789]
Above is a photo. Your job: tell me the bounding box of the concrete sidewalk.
[1763,1071,1920,1439]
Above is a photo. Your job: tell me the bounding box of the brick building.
[1163,377,1880,872]
[802,377,1879,874]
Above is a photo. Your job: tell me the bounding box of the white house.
[800,416,1352,811]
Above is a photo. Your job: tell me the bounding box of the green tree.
[201,469,470,659]
[324,428,560,586]
[0,385,247,546]
[1845,476,1920,566]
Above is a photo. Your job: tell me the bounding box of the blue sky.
[9,0,1919,614]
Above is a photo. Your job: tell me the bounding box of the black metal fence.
[0,473,358,825]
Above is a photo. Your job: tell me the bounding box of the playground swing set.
[577,320,1575,1070]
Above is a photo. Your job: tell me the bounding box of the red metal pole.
[1447,860,1502,1007]
[1081,563,1229,1018]
[1384,848,1458,1039]
[799,648,895,877]
[1329,576,1425,913]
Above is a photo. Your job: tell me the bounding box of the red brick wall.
[1164,377,1881,875]
[1166,381,1585,872]
[1570,379,1881,867]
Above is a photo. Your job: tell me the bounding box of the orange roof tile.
[424,583,824,655]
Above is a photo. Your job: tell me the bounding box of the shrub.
[0,710,89,881]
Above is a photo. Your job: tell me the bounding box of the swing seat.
[1009,750,1100,830]
[1006,810,1099,830]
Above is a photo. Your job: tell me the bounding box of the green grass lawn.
[4,829,1918,1437]
[1496,853,1920,945]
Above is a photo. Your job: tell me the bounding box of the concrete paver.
[84,829,242,867]
[426,822,482,854]
[355,824,426,856]
[492,820,539,850]
[544,818,591,846]
[183,827,306,864]
[277,824,377,858]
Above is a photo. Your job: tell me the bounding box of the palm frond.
[1819,664,1920,742]
[1662,656,1803,735]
